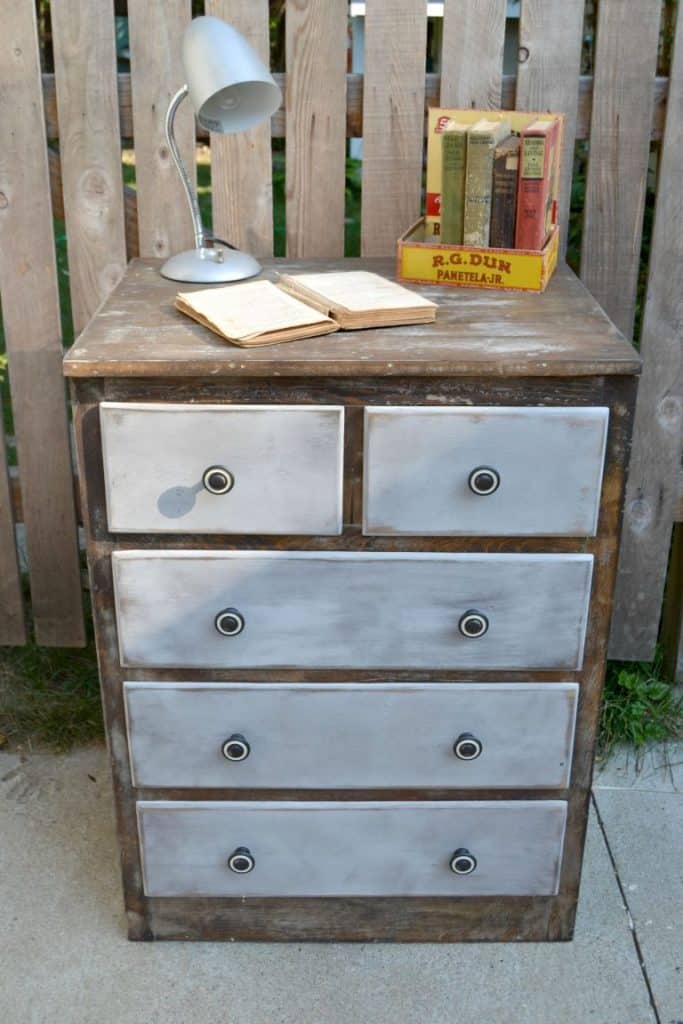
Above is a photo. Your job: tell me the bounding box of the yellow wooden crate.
[397,218,559,293]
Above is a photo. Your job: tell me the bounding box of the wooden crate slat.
[580,0,660,340]
[609,4,683,662]
[41,71,672,145]
[285,0,347,257]
[128,0,194,259]
[0,409,26,646]
[206,0,274,258]
[516,0,584,251]
[361,0,428,256]
[0,2,84,646]
[440,0,506,108]
[51,0,127,334]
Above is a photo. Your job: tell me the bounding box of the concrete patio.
[1,743,680,1024]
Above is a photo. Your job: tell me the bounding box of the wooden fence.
[0,0,681,671]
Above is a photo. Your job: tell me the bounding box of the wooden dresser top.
[63,258,640,379]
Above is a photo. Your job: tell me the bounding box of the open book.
[277,271,437,329]
[176,271,437,347]
[175,279,339,348]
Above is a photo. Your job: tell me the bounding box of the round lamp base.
[160,246,262,283]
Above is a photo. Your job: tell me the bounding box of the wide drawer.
[363,406,609,536]
[137,799,567,897]
[113,551,593,670]
[124,681,578,789]
[100,402,344,534]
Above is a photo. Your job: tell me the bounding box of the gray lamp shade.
[182,16,281,134]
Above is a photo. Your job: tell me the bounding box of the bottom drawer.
[137,800,567,898]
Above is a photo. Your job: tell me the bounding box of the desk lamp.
[160,15,281,283]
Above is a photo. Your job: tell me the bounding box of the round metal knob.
[468,466,500,496]
[450,848,477,875]
[203,465,234,495]
[215,607,245,637]
[227,847,255,874]
[453,733,483,760]
[222,733,250,761]
[458,610,489,639]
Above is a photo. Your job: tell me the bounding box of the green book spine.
[463,120,510,246]
[440,129,467,244]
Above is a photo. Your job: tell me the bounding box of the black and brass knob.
[468,466,500,496]
[453,733,483,760]
[458,610,489,639]
[227,847,255,874]
[203,465,234,495]
[222,733,250,761]
[450,848,477,875]
[215,607,245,637]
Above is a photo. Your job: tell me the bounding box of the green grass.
[599,650,682,759]
[0,606,102,752]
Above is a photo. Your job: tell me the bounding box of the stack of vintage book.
[439,115,560,250]
[396,107,563,294]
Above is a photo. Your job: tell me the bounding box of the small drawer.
[137,799,567,897]
[124,681,578,790]
[100,402,344,534]
[112,550,593,670]
[363,406,609,536]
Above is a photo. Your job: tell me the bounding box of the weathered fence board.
[285,0,347,258]
[361,0,427,255]
[41,71,672,145]
[516,0,584,250]
[580,0,661,340]
[206,0,274,257]
[128,0,194,259]
[0,2,84,646]
[51,0,127,333]
[610,3,683,662]
[0,408,25,645]
[440,0,506,108]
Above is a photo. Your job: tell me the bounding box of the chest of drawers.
[64,257,640,942]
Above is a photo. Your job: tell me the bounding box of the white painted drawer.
[137,799,567,897]
[124,681,578,789]
[363,406,609,536]
[113,551,593,670]
[100,402,344,534]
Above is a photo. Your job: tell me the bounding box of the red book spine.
[514,120,559,251]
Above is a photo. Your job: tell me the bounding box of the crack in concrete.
[591,790,662,1024]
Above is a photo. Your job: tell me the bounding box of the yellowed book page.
[176,279,334,342]
[278,271,437,315]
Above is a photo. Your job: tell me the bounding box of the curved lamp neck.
[164,85,205,249]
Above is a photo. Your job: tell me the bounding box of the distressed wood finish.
[63,260,639,379]
[440,0,506,109]
[124,681,578,790]
[580,0,660,340]
[285,0,347,258]
[610,5,683,661]
[0,409,25,645]
[363,406,608,537]
[0,1,84,646]
[113,551,593,670]
[516,0,584,250]
[137,799,567,898]
[100,403,344,534]
[206,0,273,257]
[66,259,638,941]
[128,0,194,259]
[361,0,427,256]
[50,0,126,333]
